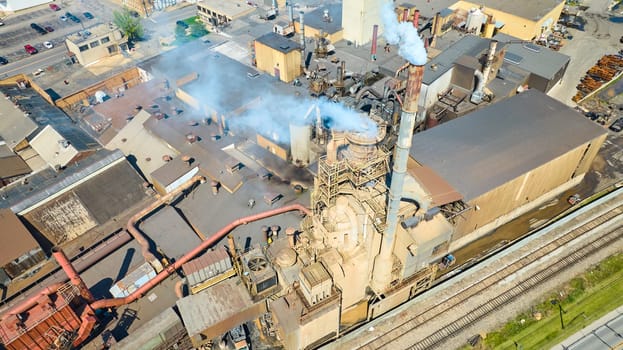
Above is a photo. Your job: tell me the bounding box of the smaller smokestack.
[299,11,306,68]
[285,227,296,248]
[211,180,219,195]
[181,155,192,166]
[271,225,280,238]
[431,12,441,47]
[402,8,409,22]
[262,225,270,243]
[413,10,420,29]
[340,61,345,83]
[371,24,378,61]
[288,4,294,25]
[326,138,337,164]
[482,40,498,85]
[272,0,278,13]
[52,247,94,302]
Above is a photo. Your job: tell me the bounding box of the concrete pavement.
[552,305,623,350]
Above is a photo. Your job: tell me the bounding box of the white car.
[43,41,53,49]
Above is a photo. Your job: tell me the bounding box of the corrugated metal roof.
[407,160,462,206]
[0,208,41,266]
[0,152,31,179]
[495,33,570,80]
[452,0,564,21]
[256,32,301,54]
[409,89,607,202]
[0,90,38,150]
[176,278,261,338]
[0,149,126,213]
[423,35,493,85]
[182,247,232,287]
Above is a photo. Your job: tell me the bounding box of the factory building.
[293,4,343,46]
[65,23,127,66]
[410,89,607,249]
[0,83,99,172]
[0,209,46,284]
[0,143,31,188]
[0,150,149,245]
[341,0,391,46]
[449,0,565,40]
[254,32,302,83]
[196,0,257,30]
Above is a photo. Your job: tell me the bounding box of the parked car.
[176,20,189,29]
[24,45,38,55]
[43,41,53,49]
[49,3,61,11]
[610,117,623,132]
[66,12,80,23]
[45,26,54,32]
[0,57,8,65]
[30,23,47,35]
[83,12,94,20]
[567,194,581,205]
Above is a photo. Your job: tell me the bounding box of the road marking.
[149,17,157,24]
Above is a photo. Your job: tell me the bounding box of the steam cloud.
[381,3,426,65]
[170,50,377,144]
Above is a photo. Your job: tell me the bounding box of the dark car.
[83,12,94,20]
[129,10,140,18]
[49,3,61,11]
[610,117,623,132]
[66,12,80,23]
[30,23,47,35]
[45,26,54,32]
[0,57,8,65]
[176,20,189,29]
[24,45,38,55]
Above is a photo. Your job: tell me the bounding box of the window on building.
[100,36,110,44]
[89,41,100,48]
[79,45,89,52]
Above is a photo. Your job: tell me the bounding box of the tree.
[113,9,144,42]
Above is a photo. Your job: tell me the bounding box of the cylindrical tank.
[466,8,485,35]
[290,123,311,166]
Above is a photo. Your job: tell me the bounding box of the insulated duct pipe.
[128,175,206,271]
[481,40,498,87]
[51,247,95,303]
[371,64,424,292]
[300,11,306,68]
[371,24,378,61]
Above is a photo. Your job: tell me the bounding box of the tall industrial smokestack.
[482,40,498,86]
[402,8,409,22]
[371,24,378,61]
[288,4,294,25]
[52,247,95,302]
[300,11,306,69]
[371,64,424,292]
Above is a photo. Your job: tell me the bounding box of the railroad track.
[358,204,623,350]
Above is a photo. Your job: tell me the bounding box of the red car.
[24,45,38,55]
[49,3,61,11]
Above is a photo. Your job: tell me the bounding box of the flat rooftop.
[494,33,570,80]
[451,0,564,21]
[409,89,607,202]
[256,32,301,54]
[197,0,257,18]
[66,23,120,44]
[299,3,342,34]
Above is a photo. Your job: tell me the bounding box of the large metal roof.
[451,0,564,21]
[0,209,41,266]
[255,32,301,54]
[495,33,570,80]
[409,89,607,202]
[423,35,493,85]
[298,3,342,34]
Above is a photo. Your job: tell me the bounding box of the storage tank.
[466,8,485,35]
[290,122,312,166]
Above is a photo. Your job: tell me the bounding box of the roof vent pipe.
[288,4,294,25]
[371,24,378,61]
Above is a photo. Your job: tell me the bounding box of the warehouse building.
[449,0,565,40]
[0,209,46,284]
[409,89,607,249]
[254,32,301,83]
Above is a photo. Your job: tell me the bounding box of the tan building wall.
[55,68,142,109]
[257,134,288,161]
[293,22,343,46]
[450,0,565,40]
[254,41,301,83]
[452,136,605,238]
[66,27,126,66]
[342,0,391,46]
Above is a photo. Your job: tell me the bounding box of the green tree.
[113,9,144,42]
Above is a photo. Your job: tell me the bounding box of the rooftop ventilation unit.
[504,52,523,64]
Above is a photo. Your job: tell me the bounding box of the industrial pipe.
[174,279,187,299]
[0,283,64,321]
[481,40,498,87]
[51,247,95,303]
[288,4,294,25]
[355,86,383,102]
[300,11,306,69]
[402,8,409,22]
[78,203,309,316]
[413,10,420,29]
[371,64,424,292]
[127,175,206,271]
[371,24,378,61]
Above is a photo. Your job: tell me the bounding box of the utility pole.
[551,299,566,329]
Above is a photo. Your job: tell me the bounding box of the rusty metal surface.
[0,209,41,266]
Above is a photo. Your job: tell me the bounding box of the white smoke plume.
[381,3,427,65]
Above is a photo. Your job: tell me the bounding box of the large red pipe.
[128,174,207,268]
[51,247,94,303]
[71,203,310,345]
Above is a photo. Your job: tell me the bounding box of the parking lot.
[0,0,121,63]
